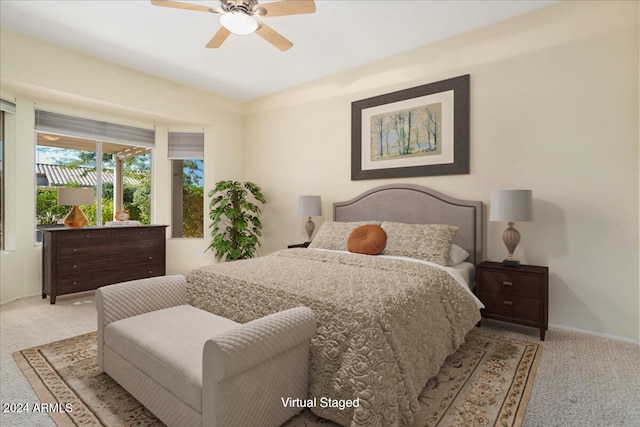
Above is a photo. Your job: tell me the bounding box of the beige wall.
[1,1,639,341]
[0,29,245,302]
[245,1,640,341]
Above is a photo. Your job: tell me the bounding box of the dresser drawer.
[122,238,165,250]
[114,256,164,272]
[120,248,164,263]
[56,229,115,243]
[58,244,98,258]
[57,276,109,294]
[115,227,165,240]
[479,291,540,322]
[57,259,121,277]
[478,270,541,298]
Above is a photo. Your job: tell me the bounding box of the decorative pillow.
[309,221,382,251]
[448,244,470,266]
[380,222,459,266]
[347,224,387,255]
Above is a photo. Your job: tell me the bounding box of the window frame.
[0,98,15,250]
[168,132,204,239]
[0,111,4,250]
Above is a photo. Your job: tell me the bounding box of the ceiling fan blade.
[255,21,293,51]
[206,27,231,48]
[257,0,316,17]
[150,0,214,13]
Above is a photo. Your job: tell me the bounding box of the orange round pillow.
[347,224,387,255]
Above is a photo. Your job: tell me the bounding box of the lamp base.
[501,222,522,268]
[305,217,315,241]
[502,259,521,267]
[63,205,89,228]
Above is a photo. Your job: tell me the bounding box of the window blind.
[0,98,16,114]
[168,132,204,160]
[34,109,155,147]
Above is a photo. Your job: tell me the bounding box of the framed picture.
[351,74,470,180]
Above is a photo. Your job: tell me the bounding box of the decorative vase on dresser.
[476,261,549,340]
[40,225,168,304]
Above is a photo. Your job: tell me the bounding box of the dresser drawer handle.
[503,281,513,286]
[503,300,513,306]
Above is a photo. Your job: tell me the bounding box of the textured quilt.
[187,248,480,427]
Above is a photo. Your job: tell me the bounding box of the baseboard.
[0,292,43,306]
[549,323,640,345]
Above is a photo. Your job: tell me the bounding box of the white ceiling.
[1,0,556,102]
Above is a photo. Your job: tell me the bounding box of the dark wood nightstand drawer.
[478,270,541,298]
[479,291,540,322]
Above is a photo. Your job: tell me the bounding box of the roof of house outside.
[36,163,142,187]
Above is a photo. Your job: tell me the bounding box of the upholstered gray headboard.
[333,184,483,265]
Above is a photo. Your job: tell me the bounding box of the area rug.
[13,329,541,427]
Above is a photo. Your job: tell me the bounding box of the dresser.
[476,261,549,340]
[40,225,168,304]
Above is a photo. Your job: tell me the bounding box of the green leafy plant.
[207,180,266,261]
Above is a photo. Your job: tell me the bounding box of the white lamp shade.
[220,12,258,35]
[489,190,533,222]
[298,195,321,217]
[57,188,94,206]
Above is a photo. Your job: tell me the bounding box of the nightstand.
[476,261,548,340]
[287,242,310,249]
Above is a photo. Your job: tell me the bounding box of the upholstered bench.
[96,275,316,427]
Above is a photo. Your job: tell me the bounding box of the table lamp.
[58,188,94,228]
[298,195,321,242]
[489,189,533,267]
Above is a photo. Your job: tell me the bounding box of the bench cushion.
[104,305,239,412]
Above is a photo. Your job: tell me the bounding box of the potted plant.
[207,180,266,261]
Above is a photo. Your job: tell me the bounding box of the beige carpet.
[13,328,540,427]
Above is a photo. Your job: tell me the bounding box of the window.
[35,144,152,227]
[34,110,154,239]
[0,111,4,250]
[0,98,15,250]
[35,144,97,231]
[169,132,204,238]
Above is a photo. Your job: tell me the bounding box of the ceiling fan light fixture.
[220,11,258,35]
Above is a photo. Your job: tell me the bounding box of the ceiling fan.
[151,0,316,51]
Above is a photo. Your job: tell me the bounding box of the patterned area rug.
[13,328,541,427]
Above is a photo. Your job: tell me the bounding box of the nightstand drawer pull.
[503,281,513,286]
[503,300,513,306]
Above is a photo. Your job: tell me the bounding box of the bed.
[187,184,483,427]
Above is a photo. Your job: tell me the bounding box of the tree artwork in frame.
[351,74,470,180]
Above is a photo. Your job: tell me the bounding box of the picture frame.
[351,74,470,180]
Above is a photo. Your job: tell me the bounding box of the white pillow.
[448,244,470,266]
